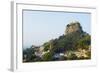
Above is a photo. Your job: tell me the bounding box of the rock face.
[65,21,83,35]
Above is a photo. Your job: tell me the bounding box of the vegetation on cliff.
[23,21,91,62]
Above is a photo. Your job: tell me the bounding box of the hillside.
[23,21,91,62]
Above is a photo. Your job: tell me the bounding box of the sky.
[23,10,91,49]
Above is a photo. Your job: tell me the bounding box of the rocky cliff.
[65,21,83,35]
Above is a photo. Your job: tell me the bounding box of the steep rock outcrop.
[65,21,83,35]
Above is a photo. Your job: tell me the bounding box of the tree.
[76,35,91,50]
[23,47,38,62]
[42,52,53,61]
[43,42,50,51]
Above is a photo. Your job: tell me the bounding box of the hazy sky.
[23,10,91,49]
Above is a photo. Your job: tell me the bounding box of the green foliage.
[23,47,42,62]
[68,53,78,60]
[42,52,53,61]
[43,42,50,51]
[48,32,83,52]
[23,48,34,62]
[76,34,91,49]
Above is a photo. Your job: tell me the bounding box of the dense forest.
[23,21,91,62]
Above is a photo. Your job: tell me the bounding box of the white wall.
[0,0,100,73]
